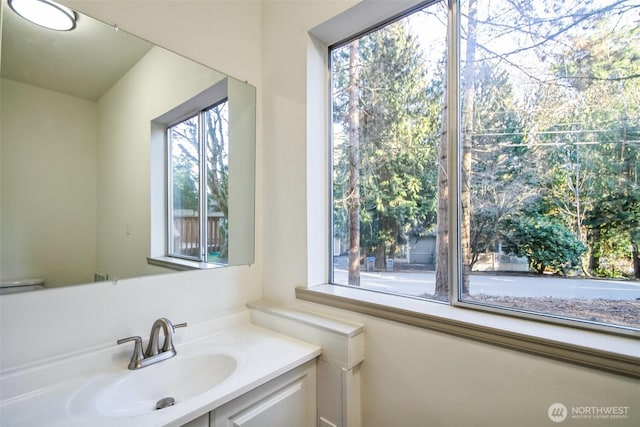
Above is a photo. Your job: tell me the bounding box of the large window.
[167,100,229,264]
[330,0,639,334]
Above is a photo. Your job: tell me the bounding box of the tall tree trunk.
[633,243,640,279]
[434,58,449,299]
[375,245,385,271]
[460,0,478,296]
[587,228,600,274]
[348,41,361,286]
[375,212,386,270]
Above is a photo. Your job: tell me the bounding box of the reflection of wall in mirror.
[228,78,256,266]
[1,79,99,287]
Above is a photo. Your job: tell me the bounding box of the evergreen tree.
[333,21,441,280]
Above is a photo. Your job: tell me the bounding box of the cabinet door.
[212,361,316,427]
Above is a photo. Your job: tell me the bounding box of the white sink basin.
[74,354,237,418]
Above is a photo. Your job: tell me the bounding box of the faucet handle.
[117,336,145,370]
[159,321,187,352]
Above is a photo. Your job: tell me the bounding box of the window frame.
[148,78,230,271]
[166,110,202,262]
[325,0,640,339]
[166,98,229,264]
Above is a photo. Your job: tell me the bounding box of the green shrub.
[503,216,586,275]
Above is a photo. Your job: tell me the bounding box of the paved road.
[333,269,640,300]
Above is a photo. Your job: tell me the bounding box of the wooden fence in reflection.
[173,215,225,256]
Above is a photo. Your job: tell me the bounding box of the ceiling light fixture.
[8,0,77,31]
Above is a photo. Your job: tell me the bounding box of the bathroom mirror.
[0,0,256,290]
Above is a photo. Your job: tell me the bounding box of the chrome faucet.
[117,318,187,370]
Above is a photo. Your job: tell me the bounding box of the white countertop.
[0,310,321,427]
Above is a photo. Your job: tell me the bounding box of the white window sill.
[147,256,225,271]
[296,284,640,379]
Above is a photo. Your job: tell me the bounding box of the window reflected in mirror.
[168,100,229,265]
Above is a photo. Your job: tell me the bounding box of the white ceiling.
[1,0,153,101]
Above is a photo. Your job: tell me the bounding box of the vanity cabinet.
[211,360,316,427]
[179,360,316,427]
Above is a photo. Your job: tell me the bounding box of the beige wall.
[259,1,640,426]
[1,79,98,286]
[296,300,640,426]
